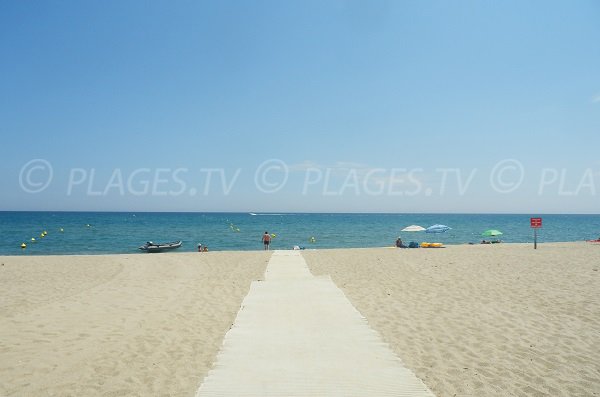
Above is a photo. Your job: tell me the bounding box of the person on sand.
[262,231,271,250]
[395,237,406,248]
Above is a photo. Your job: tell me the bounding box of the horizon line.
[2,210,600,216]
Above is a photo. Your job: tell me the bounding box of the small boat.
[138,241,182,253]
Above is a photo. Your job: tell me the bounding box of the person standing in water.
[262,231,271,250]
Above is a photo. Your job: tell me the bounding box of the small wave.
[249,213,293,216]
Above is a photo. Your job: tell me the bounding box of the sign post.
[530,217,542,249]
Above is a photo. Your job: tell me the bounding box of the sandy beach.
[304,243,600,397]
[1,243,599,396]
[0,252,269,396]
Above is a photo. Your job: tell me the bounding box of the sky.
[1,0,599,213]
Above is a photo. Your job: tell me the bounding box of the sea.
[1,212,599,256]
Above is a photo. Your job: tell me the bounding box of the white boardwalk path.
[196,250,435,397]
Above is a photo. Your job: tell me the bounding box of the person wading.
[262,231,271,250]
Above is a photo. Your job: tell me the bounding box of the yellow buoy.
[21,243,26,249]
[40,233,45,238]
[309,236,316,243]
[31,238,36,242]
[271,234,276,238]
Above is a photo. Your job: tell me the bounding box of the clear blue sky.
[2,1,599,213]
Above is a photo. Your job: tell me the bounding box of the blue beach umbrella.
[425,224,451,233]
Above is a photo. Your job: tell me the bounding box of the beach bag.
[408,241,419,248]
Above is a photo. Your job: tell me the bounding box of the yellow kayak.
[421,242,443,248]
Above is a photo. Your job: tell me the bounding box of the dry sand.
[2,244,599,397]
[303,243,600,397]
[0,252,269,396]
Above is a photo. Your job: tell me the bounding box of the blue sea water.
[1,212,600,256]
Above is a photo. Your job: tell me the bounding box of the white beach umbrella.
[401,225,426,232]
